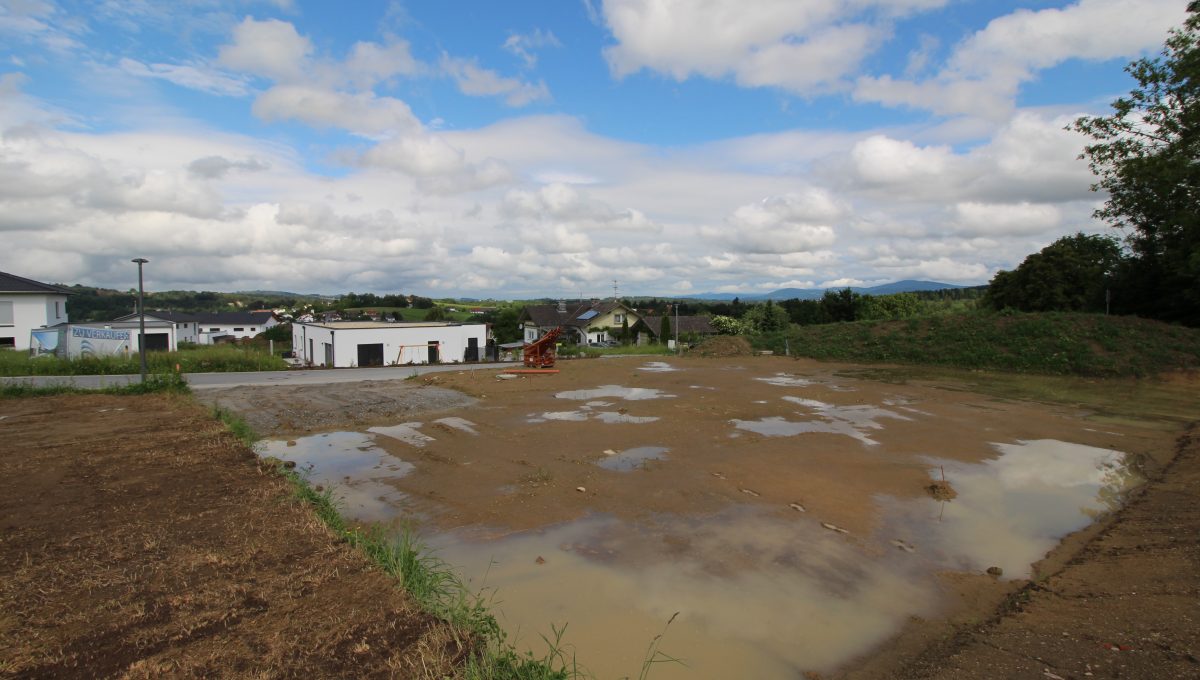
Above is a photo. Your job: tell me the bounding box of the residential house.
[0,271,69,350]
[633,315,718,346]
[113,310,279,345]
[519,300,642,345]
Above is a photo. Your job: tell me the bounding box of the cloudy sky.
[0,1,1188,297]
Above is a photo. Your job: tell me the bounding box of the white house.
[0,271,69,351]
[293,321,489,368]
[519,299,642,345]
[113,310,278,344]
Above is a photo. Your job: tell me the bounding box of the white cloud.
[218,17,313,82]
[441,55,551,106]
[343,39,422,87]
[952,201,1062,236]
[599,0,948,94]
[503,28,562,68]
[252,85,422,136]
[705,190,842,254]
[359,134,514,193]
[118,58,251,97]
[502,183,658,232]
[855,0,1188,118]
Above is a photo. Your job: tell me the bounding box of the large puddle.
[258,431,415,523]
[252,368,1152,678]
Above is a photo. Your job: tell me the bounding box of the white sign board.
[67,326,132,357]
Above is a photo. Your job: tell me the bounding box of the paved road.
[1,361,520,390]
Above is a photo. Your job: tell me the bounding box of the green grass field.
[757,311,1200,377]
[0,345,287,376]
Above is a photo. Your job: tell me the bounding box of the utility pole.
[131,258,149,383]
[675,302,679,356]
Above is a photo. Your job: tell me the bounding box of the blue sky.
[0,0,1190,297]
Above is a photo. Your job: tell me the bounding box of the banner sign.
[30,329,62,356]
[67,326,132,357]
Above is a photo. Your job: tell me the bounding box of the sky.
[0,0,1189,298]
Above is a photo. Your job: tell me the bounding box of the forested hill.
[59,285,330,322]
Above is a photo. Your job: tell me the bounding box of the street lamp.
[131,258,149,383]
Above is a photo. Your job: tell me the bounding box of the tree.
[820,288,860,323]
[621,316,630,345]
[709,315,749,334]
[743,300,791,333]
[659,313,671,344]
[424,306,448,321]
[983,233,1125,313]
[1073,4,1200,325]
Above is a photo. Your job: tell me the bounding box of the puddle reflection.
[597,446,669,471]
[257,432,414,523]
[556,385,676,401]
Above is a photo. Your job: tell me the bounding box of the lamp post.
[131,258,149,383]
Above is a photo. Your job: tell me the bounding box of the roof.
[637,315,717,336]
[0,271,71,295]
[521,300,633,329]
[114,310,276,325]
[298,320,485,330]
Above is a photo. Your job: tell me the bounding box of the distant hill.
[684,280,969,301]
[235,290,336,300]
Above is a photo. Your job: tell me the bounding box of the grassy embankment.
[0,371,191,398]
[756,311,1200,377]
[211,407,676,679]
[0,345,286,376]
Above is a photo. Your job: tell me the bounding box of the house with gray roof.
[0,271,70,351]
[113,310,279,345]
[518,300,642,345]
[632,315,717,345]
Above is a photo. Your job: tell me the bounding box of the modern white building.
[113,310,279,344]
[0,271,69,351]
[293,321,489,368]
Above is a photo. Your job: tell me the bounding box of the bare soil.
[868,425,1200,680]
[0,393,465,679]
[4,355,1197,679]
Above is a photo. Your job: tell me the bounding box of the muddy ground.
[0,393,465,679]
[198,355,1199,678]
[4,356,1197,678]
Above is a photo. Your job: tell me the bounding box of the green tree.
[743,300,790,333]
[1073,4,1200,325]
[983,233,1125,313]
[820,288,860,323]
[709,315,749,334]
[659,313,671,344]
[423,306,448,321]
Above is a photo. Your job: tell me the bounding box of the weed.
[0,345,286,377]
[209,404,258,446]
[0,371,190,399]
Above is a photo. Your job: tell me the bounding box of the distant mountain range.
[682,280,971,301]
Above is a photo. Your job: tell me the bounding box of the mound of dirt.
[693,335,754,357]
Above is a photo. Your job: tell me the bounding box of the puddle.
[428,509,935,679]
[257,431,414,523]
[733,398,910,446]
[689,385,717,390]
[369,422,435,448]
[434,417,479,435]
[639,362,680,372]
[528,410,659,424]
[755,373,814,387]
[881,439,1142,578]
[597,446,669,472]
[556,385,676,401]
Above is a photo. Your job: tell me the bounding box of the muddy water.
[252,359,1161,678]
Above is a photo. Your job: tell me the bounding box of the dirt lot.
[4,356,1197,678]
[0,393,464,679]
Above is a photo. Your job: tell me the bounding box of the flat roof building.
[292,320,489,368]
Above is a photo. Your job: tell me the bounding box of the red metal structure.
[523,326,562,368]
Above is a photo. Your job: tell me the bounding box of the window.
[0,301,12,326]
[250,327,256,332]
[208,328,219,332]
[613,313,624,324]
[0,337,14,348]
[55,301,62,318]
[234,327,245,332]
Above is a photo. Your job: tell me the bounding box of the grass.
[0,371,191,399]
[758,311,1200,377]
[557,344,674,358]
[0,345,287,376]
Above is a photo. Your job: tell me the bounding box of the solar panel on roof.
[577,310,598,320]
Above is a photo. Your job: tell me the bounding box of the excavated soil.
[0,393,465,679]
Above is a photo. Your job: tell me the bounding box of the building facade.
[292,321,489,368]
[0,271,70,351]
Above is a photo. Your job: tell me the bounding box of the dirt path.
[0,393,463,679]
[873,425,1200,680]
